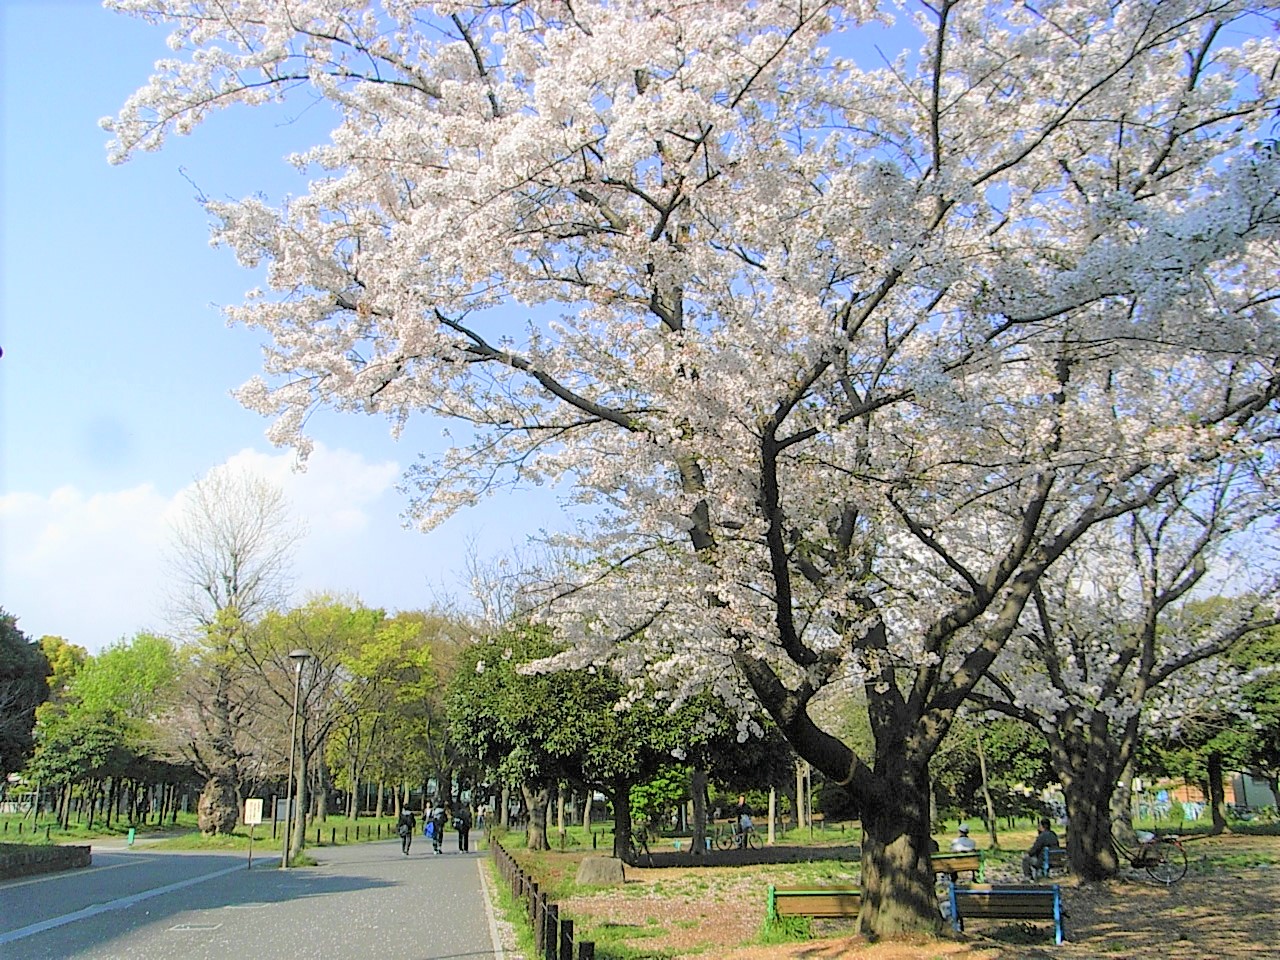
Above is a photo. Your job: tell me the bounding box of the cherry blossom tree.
[971,464,1280,880]
[107,0,1280,934]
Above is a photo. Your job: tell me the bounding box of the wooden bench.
[766,884,861,920]
[947,882,1064,944]
[932,850,985,881]
[1038,846,1068,877]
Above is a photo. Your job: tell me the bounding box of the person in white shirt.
[950,823,977,852]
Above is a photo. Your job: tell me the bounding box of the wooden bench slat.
[948,883,1064,945]
[767,884,862,919]
[932,850,985,881]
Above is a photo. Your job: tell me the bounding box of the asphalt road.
[0,837,503,960]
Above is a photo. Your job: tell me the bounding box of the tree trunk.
[610,780,634,860]
[690,768,707,856]
[796,762,808,830]
[500,784,511,829]
[198,771,239,836]
[976,731,1000,850]
[856,762,941,938]
[289,747,309,862]
[1208,751,1227,835]
[520,782,552,850]
[1060,758,1122,882]
[581,791,593,831]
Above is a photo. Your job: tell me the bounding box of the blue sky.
[1,0,562,652]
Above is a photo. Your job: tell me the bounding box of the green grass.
[759,914,813,944]
[0,811,404,852]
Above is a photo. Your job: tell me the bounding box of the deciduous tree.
[107,0,1280,933]
[165,465,303,835]
[973,473,1280,880]
[0,611,49,781]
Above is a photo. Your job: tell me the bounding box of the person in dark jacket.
[396,808,417,856]
[430,807,447,855]
[1022,817,1061,879]
[455,806,473,852]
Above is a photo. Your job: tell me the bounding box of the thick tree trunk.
[856,762,941,938]
[690,768,707,856]
[1208,751,1227,835]
[198,771,240,836]
[1061,760,1122,881]
[520,782,552,850]
[581,791,593,830]
[501,784,511,828]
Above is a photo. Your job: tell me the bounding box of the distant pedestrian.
[455,806,473,852]
[733,794,752,849]
[431,807,447,855]
[396,808,417,856]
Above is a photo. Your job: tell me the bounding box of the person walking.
[430,806,448,855]
[455,805,473,853]
[396,808,417,856]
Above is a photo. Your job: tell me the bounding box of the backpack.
[397,821,409,838]
[425,820,435,839]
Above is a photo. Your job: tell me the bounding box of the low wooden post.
[578,943,594,960]
[559,918,574,960]
[544,903,559,960]
[532,889,545,956]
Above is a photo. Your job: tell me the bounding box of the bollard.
[559,918,573,960]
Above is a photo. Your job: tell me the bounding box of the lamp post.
[281,648,312,868]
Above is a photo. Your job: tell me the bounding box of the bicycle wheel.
[745,830,763,850]
[1144,838,1187,884]
[717,831,736,851]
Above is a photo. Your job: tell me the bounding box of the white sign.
[244,798,264,826]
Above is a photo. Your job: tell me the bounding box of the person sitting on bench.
[950,824,977,852]
[1022,817,1060,879]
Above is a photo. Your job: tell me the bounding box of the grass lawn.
[490,818,1280,960]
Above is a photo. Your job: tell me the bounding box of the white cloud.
[1,443,406,652]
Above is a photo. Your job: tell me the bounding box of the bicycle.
[718,822,762,851]
[625,823,654,866]
[1109,821,1187,884]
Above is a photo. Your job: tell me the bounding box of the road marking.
[168,922,222,931]
[477,858,505,960]
[0,860,252,945]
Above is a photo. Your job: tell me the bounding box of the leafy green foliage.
[0,610,49,779]
[0,615,49,779]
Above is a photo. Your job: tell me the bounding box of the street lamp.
[281,648,312,869]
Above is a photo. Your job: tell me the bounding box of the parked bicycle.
[1110,821,1187,884]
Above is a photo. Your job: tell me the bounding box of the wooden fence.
[491,838,595,960]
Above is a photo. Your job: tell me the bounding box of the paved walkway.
[0,838,503,959]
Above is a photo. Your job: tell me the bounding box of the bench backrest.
[932,851,982,871]
[948,883,1064,945]
[767,885,861,919]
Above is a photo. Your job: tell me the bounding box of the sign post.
[244,798,264,869]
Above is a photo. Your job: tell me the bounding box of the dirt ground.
[551,833,1280,959]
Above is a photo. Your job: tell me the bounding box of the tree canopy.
[106,0,1280,935]
[0,610,50,780]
